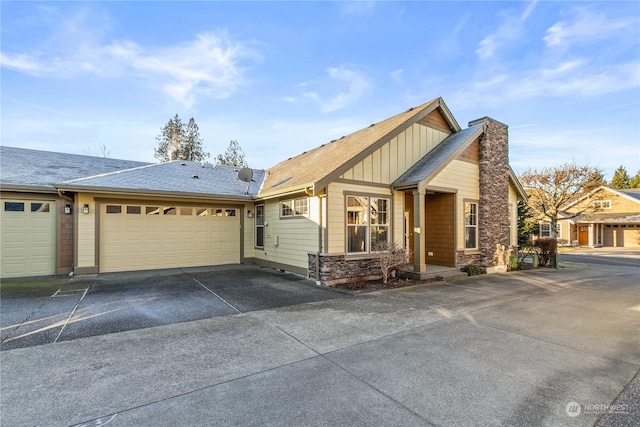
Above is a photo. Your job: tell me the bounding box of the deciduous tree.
[518,162,604,239]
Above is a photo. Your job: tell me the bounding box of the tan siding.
[428,160,479,249]
[508,184,518,246]
[327,182,393,253]
[243,202,255,259]
[77,193,96,268]
[252,196,321,270]
[372,149,381,182]
[566,188,640,215]
[393,190,404,247]
[339,123,449,185]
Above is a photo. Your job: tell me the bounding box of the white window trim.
[593,200,612,209]
[464,201,478,250]
[346,195,390,255]
[279,197,308,218]
[255,204,265,248]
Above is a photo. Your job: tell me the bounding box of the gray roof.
[57,161,265,199]
[621,189,640,201]
[0,146,149,192]
[577,212,640,224]
[393,124,484,187]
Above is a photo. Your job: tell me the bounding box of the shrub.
[534,237,557,267]
[508,255,520,271]
[461,264,486,276]
[372,241,410,284]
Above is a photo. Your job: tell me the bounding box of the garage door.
[100,203,240,273]
[1,199,56,278]
[603,225,640,247]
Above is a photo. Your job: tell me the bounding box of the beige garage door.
[1,199,56,278]
[603,225,640,247]
[100,203,240,273]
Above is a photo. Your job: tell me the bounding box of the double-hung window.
[346,196,390,254]
[464,201,478,250]
[255,204,265,248]
[539,222,561,238]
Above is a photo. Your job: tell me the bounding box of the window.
[280,197,308,217]
[225,209,236,217]
[146,206,160,215]
[4,202,24,212]
[346,196,390,254]
[540,222,561,238]
[593,200,612,209]
[213,209,224,217]
[179,207,193,216]
[196,208,209,216]
[106,205,122,214]
[163,207,176,215]
[255,204,265,248]
[464,202,478,249]
[127,206,141,214]
[31,203,50,213]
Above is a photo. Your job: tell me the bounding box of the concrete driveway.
[1,262,638,426]
[1,265,345,351]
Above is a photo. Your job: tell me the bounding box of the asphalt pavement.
[1,260,638,426]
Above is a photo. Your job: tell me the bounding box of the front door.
[578,225,589,246]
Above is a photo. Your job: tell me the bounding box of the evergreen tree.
[630,170,640,188]
[181,118,209,162]
[154,114,209,162]
[609,166,631,189]
[216,140,248,167]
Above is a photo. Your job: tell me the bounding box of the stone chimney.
[468,117,510,266]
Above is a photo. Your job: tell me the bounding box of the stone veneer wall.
[456,250,481,267]
[308,253,381,286]
[469,117,511,267]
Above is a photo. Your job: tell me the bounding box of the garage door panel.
[1,199,56,278]
[100,203,240,273]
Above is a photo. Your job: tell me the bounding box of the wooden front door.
[578,225,589,245]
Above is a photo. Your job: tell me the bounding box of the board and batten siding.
[326,181,397,254]
[427,159,479,250]
[252,196,321,270]
[339,123,450,184]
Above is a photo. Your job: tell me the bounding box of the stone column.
[469,117,510,266]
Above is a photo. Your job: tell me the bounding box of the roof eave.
[0,184,58,194]
[53,184,256,202]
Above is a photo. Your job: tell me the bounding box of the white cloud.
[544,9,637,48]
[475,0,538,60]
[1,9,262,109]
[321,65,370,112]
[390,69,404,85]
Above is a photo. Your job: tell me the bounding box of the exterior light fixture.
[64,204,72,214]
[83,204,89,214]
[247,210,253,218]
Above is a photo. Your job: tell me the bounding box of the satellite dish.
[237,168,253,183]
[237,168,254,194]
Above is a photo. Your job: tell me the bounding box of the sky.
[2,1,639,181]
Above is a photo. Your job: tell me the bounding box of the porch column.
[413,190,427,272]
[588,224,594,247]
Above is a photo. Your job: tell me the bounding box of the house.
[555,186,640,247]
[0,97,527,283]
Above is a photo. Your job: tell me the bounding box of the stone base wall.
[456,251,481,267]
[308,253,381,286]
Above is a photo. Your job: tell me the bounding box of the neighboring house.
[554,186,640,247]
[1,97,527,282]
